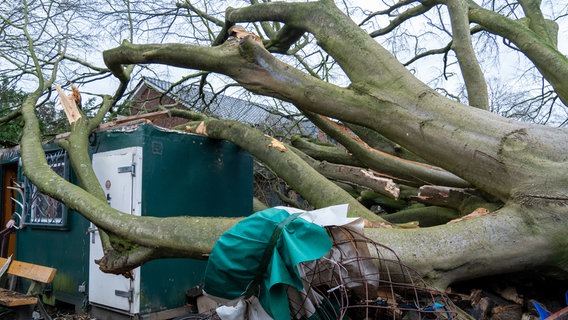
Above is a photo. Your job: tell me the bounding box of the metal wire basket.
[287,225,461,320]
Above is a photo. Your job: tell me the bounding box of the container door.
[88,147,142,314]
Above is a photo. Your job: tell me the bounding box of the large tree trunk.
[100,0,568,283]
[366,204,568,288]
[17,0,568,287]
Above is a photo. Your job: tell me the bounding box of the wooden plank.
[0,258,56,284]
[0,288,37,307]
[140,305,195,320]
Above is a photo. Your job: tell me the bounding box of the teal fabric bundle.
[203,207,332,319]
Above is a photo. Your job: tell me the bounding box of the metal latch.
[115,288,134,302]
[87,226,98,244]
[117,164,136,176]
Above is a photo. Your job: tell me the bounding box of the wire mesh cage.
[287,225,461,320]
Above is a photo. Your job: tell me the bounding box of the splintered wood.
[0,288,38,306]
[228,25,263,46]
[55,84,82,123]
[195,121,208,135]
[267,137,286,152]
[360,169,400,199]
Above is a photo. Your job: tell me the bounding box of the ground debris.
[448,271,568,320]
[52,315,93,320]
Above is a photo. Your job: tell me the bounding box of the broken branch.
[55,84,82,124]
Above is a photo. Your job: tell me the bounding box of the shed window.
[23,150,69,228]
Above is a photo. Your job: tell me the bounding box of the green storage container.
[10,123,252,318]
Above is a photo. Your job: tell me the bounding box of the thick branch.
[102,8,568,201]
[467,5,568,106]
[303,111,470,188]
[291,146,400,199]
[180,116,387,223]
[382,206,460,227]
[518,0,557,48]
[344,123,427,163]
[0,109,21,125]
[365,204,568,288]
[446,0,489,110]
[264,24,306,54]
[290,136,365,167]
[56,82,132,256]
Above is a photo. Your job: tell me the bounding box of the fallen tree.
[9,0,568,290]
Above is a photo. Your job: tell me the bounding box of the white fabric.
[215,296,273,320]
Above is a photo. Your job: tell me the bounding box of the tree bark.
[15,0,568,286]
[103,33,567,202]
[365,203,568,288]
[466,3,568,106]
[446,0,489,110]
[99,0,568,282]
[181,116,386,222]
[290,136,365,167]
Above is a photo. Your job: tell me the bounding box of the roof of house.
[131,77,317,137]
[137,77,269,124]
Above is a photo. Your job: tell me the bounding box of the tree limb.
[264,24,306,54]
[344,123,427,163]
[446,0,489,110]
[102,5,567,202]
[467,4,568,106]
[290,136,365,167]
[0,109,21,125]
[381,206,460,227]
[291,146,400,199]
[518,0,557,48]
[303,111,470,187]
[179,115,387,223]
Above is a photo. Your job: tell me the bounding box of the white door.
[88,147,142,313]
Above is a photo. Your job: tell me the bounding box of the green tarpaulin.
[203,207,333,319]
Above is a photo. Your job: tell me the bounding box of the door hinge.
[115,288,134,302]
[117,164,136,176]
